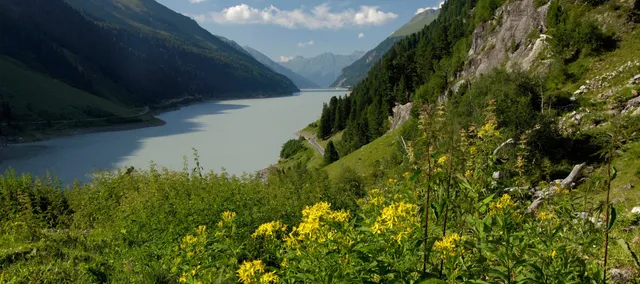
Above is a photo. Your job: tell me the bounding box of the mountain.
[0,0,297,123]
[243,47,321,89]
[280,51,366,88]
[331,9,439,88]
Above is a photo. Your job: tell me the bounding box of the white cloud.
[279,56,295,62]
[415,1,445,15]
[358,33,365,39]
[189,0,206,3]
[190,3,398,29]
[297,40,314,47]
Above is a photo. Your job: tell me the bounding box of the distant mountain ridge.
[331,9,439,88]
[243,46,320,89]
[280,51,366,88]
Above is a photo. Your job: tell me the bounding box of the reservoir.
[0,90,346,183]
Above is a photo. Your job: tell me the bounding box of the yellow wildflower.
[252,221,287,239]
[195,225,206,235]
[328,211,351,223]
[371,202,418,241]
[469,146,477,155]
[259,272,279,284]
[281,258,288,268]
[387,178,397,185]
[370,196,385,207]
[221,211,237,223]
[403,172,411,179]
[551,250,557,259]
[237,260,265,284]
[179,273,187,283]
[285,202,350,245]
[433,233,462,259]
[465,170,473,179]
[537,211,554,221]
[437,155,448,165]
[478,121,499,139]
[180,235,198,249]
[371,222,384,234]
[489,194,516,215]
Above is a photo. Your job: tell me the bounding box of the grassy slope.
[0,56,135,122]
[323,128,400,180]
[391,9,440,37]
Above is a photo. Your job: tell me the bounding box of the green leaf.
[617,239,640,267]
[610,166,618,182]
[608,205,617,232]
[430,202,440,223]
[411,170,423,182]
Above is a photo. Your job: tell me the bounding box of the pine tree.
[318,103,332,139]
[324,141,339,165]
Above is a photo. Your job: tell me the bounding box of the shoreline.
[5,118,167,145]
[3,89,349,146]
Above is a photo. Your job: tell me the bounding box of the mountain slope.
[243,46,320,89]
[62,0,298,98]
[280,52,365,88]
[331,9,439,88]
[0,0,298,124]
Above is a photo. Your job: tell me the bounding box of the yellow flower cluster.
[363,189,386,207]
[537,211,554,221]
[478,121,500,139]
[489,194,516,215]
[285,202,350,246]
[387,178,397,185]
[236,260,265,283]
[222,211,237,222]
[259,272,279,284]
[180,235,198,249]
[218,211,237,227]
[371,202,419,244]
[433,233,462,259]
[437,155,448,165]
[252,221,287,239]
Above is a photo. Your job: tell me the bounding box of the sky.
[155,0,443,62]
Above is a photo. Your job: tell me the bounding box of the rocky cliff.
[463,0,550,78]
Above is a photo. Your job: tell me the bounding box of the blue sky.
[156,0,442,62]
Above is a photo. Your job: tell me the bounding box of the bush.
[279,137,306,159]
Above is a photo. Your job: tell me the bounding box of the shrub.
[279,137,306,159]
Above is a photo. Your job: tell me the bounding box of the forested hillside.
[319,0,629,157]
[0,0,298,123]
[330,9,439,88]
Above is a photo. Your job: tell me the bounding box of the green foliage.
[324,141,340,165]
[279,137,306,159]
[547,1,617,63]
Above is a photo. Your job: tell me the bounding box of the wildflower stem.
[423,145,433,274]
[440,134,455,278]
[603,135,613,284]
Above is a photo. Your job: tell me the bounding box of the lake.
[0,90,346,183]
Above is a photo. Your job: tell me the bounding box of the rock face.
[389,102,413,132]
[463,0,549,78]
